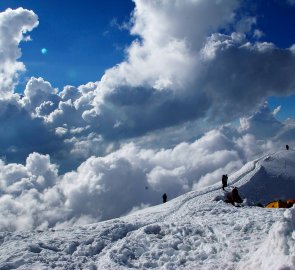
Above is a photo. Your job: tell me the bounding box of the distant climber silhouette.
[222,174,228,190]
[286,145,289,150]
[162,193,167,203]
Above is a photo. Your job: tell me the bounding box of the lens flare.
[41,48,48,55]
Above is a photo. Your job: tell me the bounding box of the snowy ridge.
[0,151,295,269]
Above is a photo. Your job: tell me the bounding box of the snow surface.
[0,150,295,269]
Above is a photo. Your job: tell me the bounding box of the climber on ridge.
[162,193,167,203]
[222,174,228,190]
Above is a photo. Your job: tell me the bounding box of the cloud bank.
[0,104,292,231]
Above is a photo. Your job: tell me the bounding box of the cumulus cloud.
[238,102,295,146]
[22,77,59,113]
[0,152,61,231]
[199,35,295,123]
[100,0,238,89]
[78,0,295,142]
[82,0,240,138]
[0,8,38,96]
[239,103,283,139]
[0,129,240,230]
[236,103,295,158]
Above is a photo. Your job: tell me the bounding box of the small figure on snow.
[286,145,289,150]
[225,187,243,205]
[231,187,242,204]
[162,193,167,203]
[222,174,228,190]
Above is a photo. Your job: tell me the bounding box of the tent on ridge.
[265,199,295,208]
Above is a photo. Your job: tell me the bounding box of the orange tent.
[266,200,295,208]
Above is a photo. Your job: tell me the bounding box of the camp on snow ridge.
[219,147,295,209]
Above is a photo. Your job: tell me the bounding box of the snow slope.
[0,150,295,270]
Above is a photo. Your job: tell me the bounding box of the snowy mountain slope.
[0,150,295,269]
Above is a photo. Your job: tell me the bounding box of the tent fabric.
[265,200,295,208]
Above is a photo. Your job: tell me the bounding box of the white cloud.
[0,103,294,231]
[239,103,283,139]
[59,85,81,102]
[0,8,38,96]
[22,77,59,113]
[201,32,246,60]
[0,130,235,230]
[98,0,238,93]
[0,153,63,231]
[273,106,281,116]
[236,134,262,161]
[81,0,295,143]
[25,152,58,188]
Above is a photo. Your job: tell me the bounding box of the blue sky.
[252,0,295,120]
[233,0,295,121]
[0,0,135,90]
[255,0,295,48]
[235,0,295,120]
[249,0,295,120]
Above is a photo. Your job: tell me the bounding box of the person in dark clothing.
[286,145,289,150]
[162,193,167,203]
[225,187,242,205]
[222,174,228,190]
[225,192,234,205]
[231,187,242,204]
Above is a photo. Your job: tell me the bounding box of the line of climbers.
[161,145,292,206]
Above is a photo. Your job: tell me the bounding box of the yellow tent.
[266,200,295,208]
